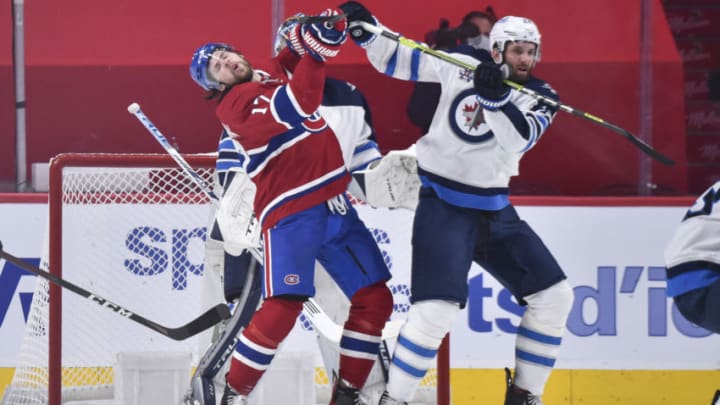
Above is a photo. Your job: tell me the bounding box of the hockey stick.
[127,103,220,201]
[292,12,346,25]
[126,103,404,344]
[353,21,675,166]
[187,256,263,405]
[0,241,230,341]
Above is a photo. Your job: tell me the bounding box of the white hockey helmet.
[489,16,541,64]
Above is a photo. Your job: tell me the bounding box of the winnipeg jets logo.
[449,88,494,144]
[459,68,474,82]
[462,102,484,131]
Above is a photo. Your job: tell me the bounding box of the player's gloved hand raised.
[473,62,511,109]
[338,1,377,45]
[279,14,308,57]
[300,8,347,62]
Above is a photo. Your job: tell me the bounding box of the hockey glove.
[338,1,378,45]
[216,167,261,256]
[473,62,511,110]
[280,15,308,57]
[353,145,420,211]
[300,8,347,62]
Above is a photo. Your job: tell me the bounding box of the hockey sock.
[386,300,460,401]
[226,297,303,395]
[339,282,393,388]
[514,280,573,394]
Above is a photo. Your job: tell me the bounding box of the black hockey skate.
[504,367,544,405]
[330,378,364,405]
[378,390,408,405]
[220,382,248,405]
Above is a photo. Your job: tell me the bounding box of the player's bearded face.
[502,42,538,83]
[208,50,254,89]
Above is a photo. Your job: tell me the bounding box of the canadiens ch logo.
[448,88,494,144]
[301,111,328,132]
[284,274,300,285]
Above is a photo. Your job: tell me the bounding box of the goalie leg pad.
[514,280,573,395]
[223,251,260,302]
[386,300,460,401]
[188,255,262,404]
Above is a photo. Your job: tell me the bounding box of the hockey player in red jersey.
[189,9,393,405]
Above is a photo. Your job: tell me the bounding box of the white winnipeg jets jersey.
[361,24,559,210]
[665,181,720,268]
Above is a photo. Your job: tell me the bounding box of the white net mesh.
[3,154,215,405]
[3,277,52,404]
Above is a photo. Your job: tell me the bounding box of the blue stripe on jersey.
[350,141,381,172]
[397,335,437,358]
[354,140,378,155]
[418,169,510,210]
[351,157,380,172]
[666,269,720,297]
[273,85,307,124]
[235,342,274,366]
[516,348,556,367]
[392,356,427,378]
[341,334,379,355]
[245,126,309,174]
[259,167,347,224]
[216,158,243,172]
[384,48,399,77]
[517,326,562,345]
[216,131,245,187]
[409,47,421,81]
[536,113,549,129]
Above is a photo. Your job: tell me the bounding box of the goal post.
[3,153,450,405]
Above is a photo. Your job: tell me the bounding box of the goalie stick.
[0,241,229,341]
[186,255,263,405]
[352,21,675,166]
[127,102,403,344]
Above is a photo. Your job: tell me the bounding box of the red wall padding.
[0,0,688,195]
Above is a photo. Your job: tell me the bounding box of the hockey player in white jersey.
[664,181,720,334]
[339,3,574,404]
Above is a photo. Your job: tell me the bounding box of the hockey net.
[2,153,448,405]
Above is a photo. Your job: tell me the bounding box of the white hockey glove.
[216,168,261,256]
[353,145,420,211]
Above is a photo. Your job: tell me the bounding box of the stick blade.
[167,303,230,340]
[613,125,675,166]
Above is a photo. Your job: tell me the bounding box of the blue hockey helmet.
[190,42,234,91]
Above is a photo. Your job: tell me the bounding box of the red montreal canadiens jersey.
[216,53,349,229]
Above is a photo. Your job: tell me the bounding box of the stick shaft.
[129,107,220,202]
[355,22,674,166]
[0,248,227,340]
